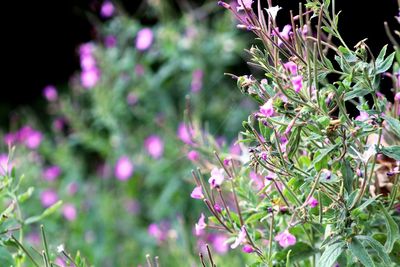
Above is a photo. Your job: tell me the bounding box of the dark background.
[2,0,398,125]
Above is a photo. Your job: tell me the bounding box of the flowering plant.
[190,0,400,266]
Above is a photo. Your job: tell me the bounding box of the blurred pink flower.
[80,54,96,70]
[195,213,207,236]
[26,232,41,246]
[136,28,154,51]
[115,156,134,181]
[40,189,58,208]
[126,92,138,106]
[100,1,115,18]
[274,230,296,248]
[291,75,303,93]
[230,226,246,249]
[190,186,204,199]
[0,154,10,176]
[104,35,117,48]
[144,135,164,159]
[148,223,168,244]
[236,0,253,11]
[43,165,61,181]
[79,43,94,56]
[191,69,203,93]
[394,92,400,101]
[177,123,194,144]
[210,234,229,254]
[208,168,225,188]
[54,257,67,267]
[81,68,100,89]
[67,182,79,195]
[62,203,77,221]
[3,133,16,145]
[250,171,264,190]
[242,244,254,253]
[43,85,58,101]
[355,111,369,121]
[284,61,298,75]
[229,141,241,156]
[307,196,319,208]
[187,150,199,162]
[259,99,274,117]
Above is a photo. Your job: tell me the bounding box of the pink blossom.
[208,168,225,188]
[114,156,134,181]
[67,182,79,195]
[81,68,100,89]
[24,130,42,149]
[79,43,94,56]
[43,85,58,101]
[136,28,154,51]
[307,196,319,208]
[148,223,168,244]
[191,69,203,93]
[355,111,369,121]
[250,171,264,190]
[104,35,117,48]
[275,25,292,46]
[100,1,115,18]
[214,203,222,213]
[284,61,297,75]
[190,186,204,199]
[229,141,241,156]
[274,230,296,248]
[394,92,400,101]
[62,203,77,221]
[210,234,229,254]
[144,135,164,159]
[195,213,207,236]
[230,226,247,249]
[291,75,303,93]
[259,99,274,117]
[242,245,254,253]
[187,150,199,162]
[54,257,67,267]
[236,0,253,11]
[43,165,61,181]
[0,154,10,176]
[3,133,16,145]
[80,54,96,70]
[26,232,41,246]
[177,123,194,144]
[40,189,58,208]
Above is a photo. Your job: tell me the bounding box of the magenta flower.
[250,171,264,190]
[177,123,194,144]
[43,165,61,181]
[81,68,100,89]
[230,226,247,249]
[214,203,222,213]
[242,245,254,253]
[67,182,78,195]
[195,213,207,236]
[100,1,115,18]
[276,25,292,46]
[43,85,58,101]
[191,69,203,93]
[236,0,253,11]
[187,150,199,162]
[148,223,168,244]
[210,234,229,254]
[144,135,164,159]
[136,28,154,51]
[229,141,242,156]
[208,168,225,188]
[3,133,16,146]
[62,203,77,221]
[104,35,117,48]
[394,92,400,102]
[79,43,94,56]
[190,186,204,199]
[80,54,96,70]
[307,196,319,208]
[274,230,296,248]
[40,189,58,208]
[284,61,298,75]
[0,154,10,176]
[23,129,42,149]
[114,156,134,181]
[291,75,303,93]
[259,99,274,117]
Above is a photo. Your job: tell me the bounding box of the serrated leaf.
[379,203,400,253]
[380,145,400,161]
[356,235,392,265]
[317,241,345,267]
[348,237,375,267]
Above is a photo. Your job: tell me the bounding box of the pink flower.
[242,245,254,253]
[24,131,42,150]
[79,43,94,56]
[104,35,117,48]
[276,25,292,46]
[148,223,168,244]
[191,69,203,93]
[144,135,164,159]
[229,141,241,156]
[81,68,100,89]
[3,133,16,146]
[80,54,96,70]
[100,1,115,18]
[394,92,400,102]
[62,203,77,221]
[43,165,61,181]
[67,182,79,195]
[177,123,194,144]
[236,0,253,11]
[54,257,67,267]
[231,226,246,249]
[307,196,319,208]
[40,189,58,208]
[208,168,225,188]
[284,61,297,75]
[195,213,207,236]
[250,171,264,190]
[259,99,274,117]
[322,169,332,180]
[0,154,10,176]
[355,111,369,121]
[275,230,296,248]
[291,75,303,93]
[114,156,134,181]
[214,203,222,213]
[190,186,204,199]
[187,150,199,162]
[210,234,229,254]
[136,28,154,51]
[43,85,58,101]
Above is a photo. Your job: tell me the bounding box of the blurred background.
[0,0,398,266]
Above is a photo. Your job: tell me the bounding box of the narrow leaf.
[348,237,375,267]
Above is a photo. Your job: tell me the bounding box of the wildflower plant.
[190,0,400,266]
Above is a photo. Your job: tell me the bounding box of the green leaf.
[376,52,395,74]
[380,146,400,161]
[348,237,375,267]
[384,115,400,139]
[313,144,339,166]
[275,242,316,263]
[344,88,370,101]
[317,241,345,267]
[0,246,14,267]
[341,160,354,194]
[379,203,400,253]
[287,127,302,159]
[350,195,378,217]
[356,235,392,265]
[376,45,387,65]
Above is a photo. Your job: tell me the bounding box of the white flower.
[266,6,282,21]
[57,244,64,253]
